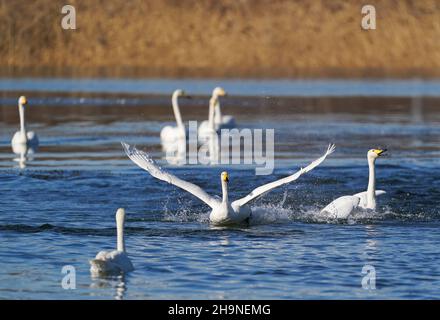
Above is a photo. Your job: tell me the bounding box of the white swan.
[213,87,235,129]
[90,208,134,275]
[198,87,227,140]
[122,142,335,225]
[320,149,387,219]
[160,89,187,143]
[11,96,39,154]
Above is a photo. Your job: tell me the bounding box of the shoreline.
[2,66,440,80]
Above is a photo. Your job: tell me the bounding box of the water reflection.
[362,225,380,261]
[410,96,423,123]
[207,232,231,247]
[12,144,37,169]
[90,273,128,300]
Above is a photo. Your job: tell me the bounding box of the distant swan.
[320,149,387,219]
[90,208,134,275]
[122,142,335,225]
[11,96,39,154]
[160,89,187,143]
[213,87,235,129]
[198,87,227,140]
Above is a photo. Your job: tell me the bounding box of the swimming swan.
[90,208,134,275]
[11,96,39,154]
[212,87,235,129]
[160,89,187,143]
[122,142,335,225]
[198,87,227,140]
[320,149,387,219]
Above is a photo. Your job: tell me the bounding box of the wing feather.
[232,144,336,207]
[122,142,218,208]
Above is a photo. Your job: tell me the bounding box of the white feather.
[123,142,335,225]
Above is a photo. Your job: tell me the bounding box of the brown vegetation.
[1,0,439,78]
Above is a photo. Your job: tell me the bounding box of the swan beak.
[374,149,387,156]
[218,88,227,96]
[222,172,229,182]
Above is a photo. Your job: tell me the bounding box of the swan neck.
[214,99,222,125]
[208,97,216,130]
[19,104,27,136]
[221,179,229,203]
[116,215,125,252]
[366,157,376,209]
[172,93,184,130]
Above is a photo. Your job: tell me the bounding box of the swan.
[213,87,235,129]
[90,208,134,275]
[320,149,387,219]
[11,96,39,154]
[160,89,187,143]
[122,142,335,225]
[198,87,227,140]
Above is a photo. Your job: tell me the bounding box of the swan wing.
[122,142,218,208]
[90,258,116,273]
[353,190,386,208]
[320,195,360,219]
[232,144,336,207]
[110,252,134,272]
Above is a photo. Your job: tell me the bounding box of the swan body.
[90,208,134,275]
[11,96,39,153]
[122,142,335,225]
[160,89,187,144]
[90,250,133,274]
[198,87,229,140]
[320,149,387,219]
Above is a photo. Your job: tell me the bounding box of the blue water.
[0,88,439,299]
[2,78,440,97]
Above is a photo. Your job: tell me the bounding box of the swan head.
[116,208,126,225]
[173,89,185,97]
[18,96,27,106]
[368,148,387,160]
[221,171,229,183]
[212,87,227,98]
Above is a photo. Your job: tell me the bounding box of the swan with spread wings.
[122,142,335,225]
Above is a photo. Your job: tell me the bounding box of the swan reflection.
[12,144,37,169]
[90,273,128,300]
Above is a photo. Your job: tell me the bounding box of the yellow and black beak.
[222,173,229,182]
[374,149,387,156]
